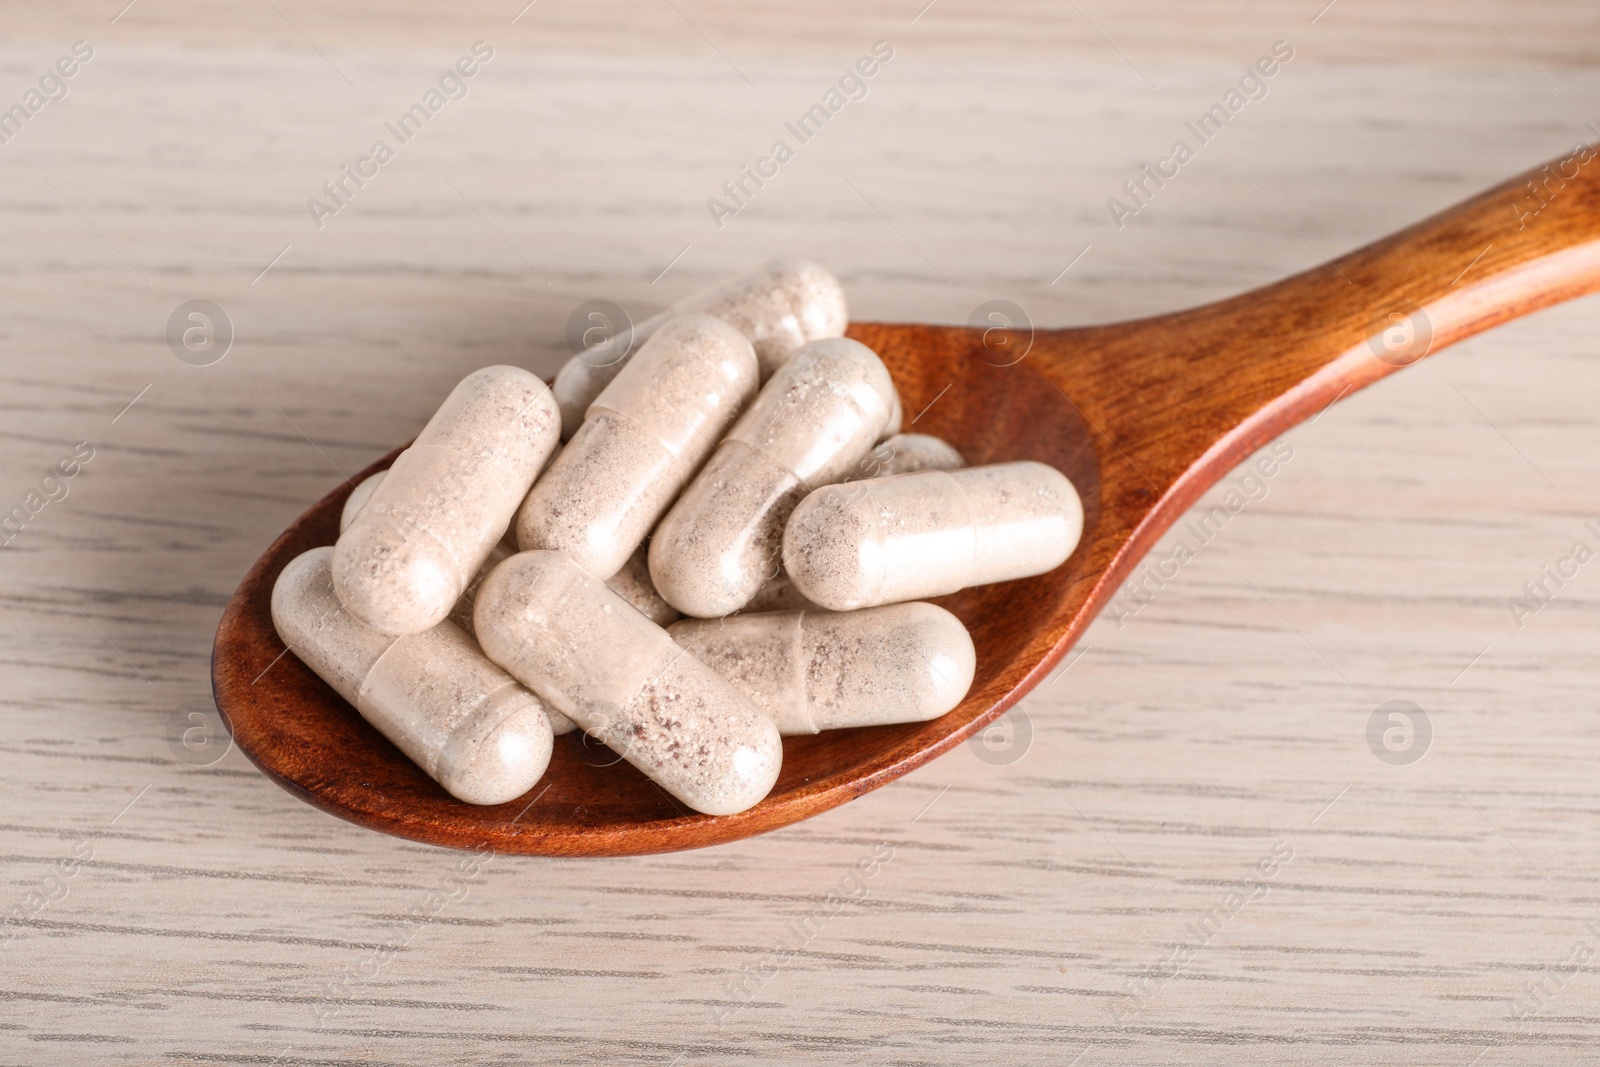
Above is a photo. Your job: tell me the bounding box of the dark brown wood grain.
[212,149,1600,857]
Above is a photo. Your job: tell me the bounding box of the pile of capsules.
[271,260,1084,817]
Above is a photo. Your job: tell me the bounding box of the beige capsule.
[339,470,494,628]
[343,475,633,738]
[846,432,965,481]
[516,315,758,579]
[608,546,682,626]
[783,461,1083,611]
[648,337,896,618]
[743,572,818,614]
[740,431,963,613]
[693,260,848,381]
[880,388,903,440]
[437,540,578,736]
[272,547,554,805]
[340,469,670,633]
[670,603,975,735]
[339,474,515,632]
[341,442,563,537]
[551,259,847,438]
[449,540,510,634]
[464,544,678,638]
[333,366,559,635]
[339,468,388,534]
[473,550,782,816]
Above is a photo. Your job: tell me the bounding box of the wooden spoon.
[213,149,1600,856]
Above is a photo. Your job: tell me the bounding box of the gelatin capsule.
[449,541,512,636]
[847,433,965,480]
[337,470,505,637]
[552,259,847,438]
[670,603,975,735]
[272,547,554,806]
[333,366,560,635]
[340,469,669,637]
[339,468,388,534]
[340,475,604,736]
[451,542,576,735]
[742,572,817,614]
[740,431,962,614]
[516,315,758,579]
[608,546,682,626]
[880,388,903,439]
[649,337,896,618]
[473,550,782,816]
[783,461,1083,611]
[461,544,677,638]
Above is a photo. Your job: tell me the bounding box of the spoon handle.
[1042,144,1600,517]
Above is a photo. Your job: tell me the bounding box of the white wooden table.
[4,2,1600,1062]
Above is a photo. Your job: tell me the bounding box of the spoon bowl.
[214,150,1600,855]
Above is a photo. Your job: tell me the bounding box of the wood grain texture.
[5,1,1600,1062]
